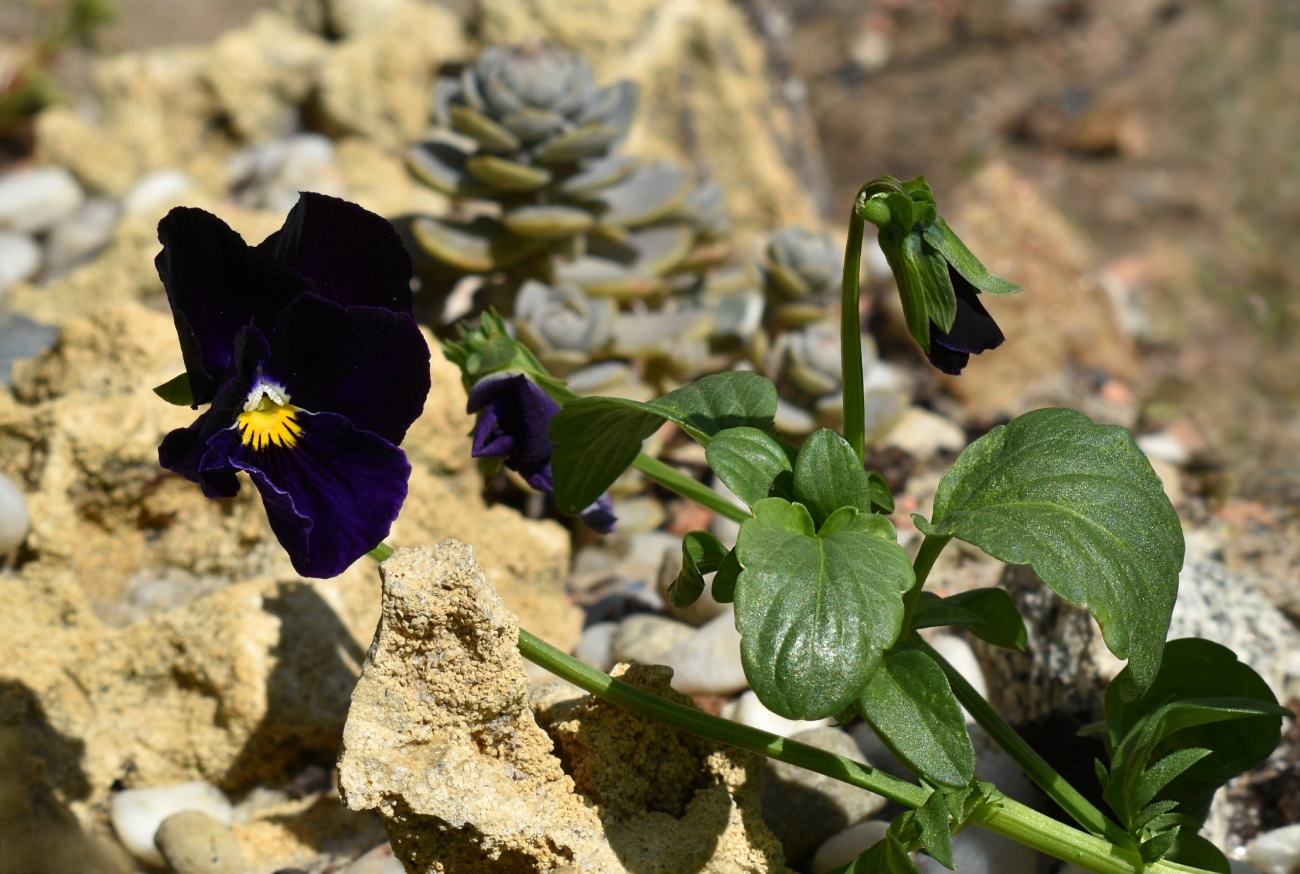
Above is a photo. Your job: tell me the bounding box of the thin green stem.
[633,452,750,523]
[916,637,1133,849]
[518,627,1204,874]
[900,533,952,633]
[367,542,394,562]
[840,210,867,464]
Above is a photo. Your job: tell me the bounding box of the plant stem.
[367,542,394,562]
[840,208,867,464]
[916,637,1134,849]
[517,627,1204,874]
[633,451,750,523]
[900,532,952,633]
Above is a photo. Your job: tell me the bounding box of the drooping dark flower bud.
[857,175,1020,374]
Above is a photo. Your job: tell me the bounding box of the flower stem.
[915,637,1134,849]
[900,532,952,633]
[517,627,1203,874]
[840,207,867,464]
[633,451,750,523]
[367,542,394,562]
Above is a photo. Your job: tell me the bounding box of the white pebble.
[574,621,618,672]
[926,632,988,709]
[1137,431,1191,466]
[1250,823,1300,874]
[0,472,29,554]
[0,231,41,292]
[110,781,233,866]
[43,198,118,275]
[724,690,831,736]
[884,407,966,459]
[612,613,695,664]
[659,606,748,696]
[914,826,1038,874]
[341,842,406,874]
[123,170,194,218]
[972,724,1037,805]
[0,167,84,233]
[812,819,890,873]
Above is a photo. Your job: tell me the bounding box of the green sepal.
[549,372,778,515]
[441,309,569,401]
[153,372,196,407]
[911,588,1027,650]
[922,217,1022,296]
[668,530,729,609]
[857,646,976,787]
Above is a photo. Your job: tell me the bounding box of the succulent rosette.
[861,175,1019,375]
[154,192,431,578]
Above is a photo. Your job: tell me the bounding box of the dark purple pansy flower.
[156,192,431,578]
[925,268,1005,375]
[467,373,616,533]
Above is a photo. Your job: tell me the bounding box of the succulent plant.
[513,279,614,374]
[762,226,845,327]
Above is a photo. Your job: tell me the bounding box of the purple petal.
[472,404,515,458]
[578,492,617,534]
[156,208,311,404]
[159,325,271,497]
[466,374,560,483]
[927,268,1004,375]
[207,410,411,578]
[259,192,414,315]
[268,294,430,445]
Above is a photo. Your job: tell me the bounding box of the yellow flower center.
[238,383,301,451]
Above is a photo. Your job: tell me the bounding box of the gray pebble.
[0,472,29,555]
[340,842,406,874]
[0,167,84,233]
[0,231,41,292]
[43,198,119,276]
[573,621,618,672]
[659,607,748,696]
[154,810,244,874]
[611,613,695,665]
[0,311,59,386]
[762,726,886,865]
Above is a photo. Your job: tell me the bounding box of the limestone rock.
[937,162,1139,416]
[478,0,822,236]
[316,0,465,150]
[338,541,790,873]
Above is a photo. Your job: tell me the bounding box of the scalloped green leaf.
[549,372,778,515]
[705,427,794,508]
[794,429,895,527]
[919,408,1184,693]
[734,499,913,720]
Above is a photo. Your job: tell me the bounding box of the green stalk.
[840,208,867,464]
[900,533,952,633]
[633,451,750,523]
[518,628,1203,874]
[916,637,1133,849]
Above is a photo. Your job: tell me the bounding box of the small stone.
[1137,431,1191,466]
[883,407,966,459]
[612,613,696,664]
[339,842,406,874]
[574,621,618,672]
[914,826,1039,874]
[725,690,831,737]
[925,632,988,704]
[43,198,119,276]
[0,472,30,554]
[122,170,194,218]
[1148,457,1185,505]
[763,726,886,864]
[110,781,233,867]
[812,819,890,874]
[155,810,245,874]
[609,496,666,535]
[0,311,59,386]
[774,397,816,435]
[1249,823,1300,874]
[228,134,348,214]
[568,530,680,593]
[659,607,748,696]
[0,167,84,233]
[0,231,41,292]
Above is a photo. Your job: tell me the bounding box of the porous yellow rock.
[338,540,790,874]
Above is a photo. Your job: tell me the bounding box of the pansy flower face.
[156,193,431,578]
[467,373,616,533]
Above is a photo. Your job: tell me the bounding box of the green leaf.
[866,471,896,515]
[911,588,1027,650]
[550,371,778,514]
[734,498,914,720]
[794,429,897,528]
[1103,638,1290,825]
[914,791,959,869]
[711,548,740,603]
[1166,831,1231,874]
[922,217,1022,296]
[919,408,1184,693]
[705,427,794,507]
[879,226,958,351]
[838,821,923,874]
[668,530,729,609]
[857,647,976,787]
[1139,827,1181,863]
[153,372,195,406]
[1133,748,1212,810]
